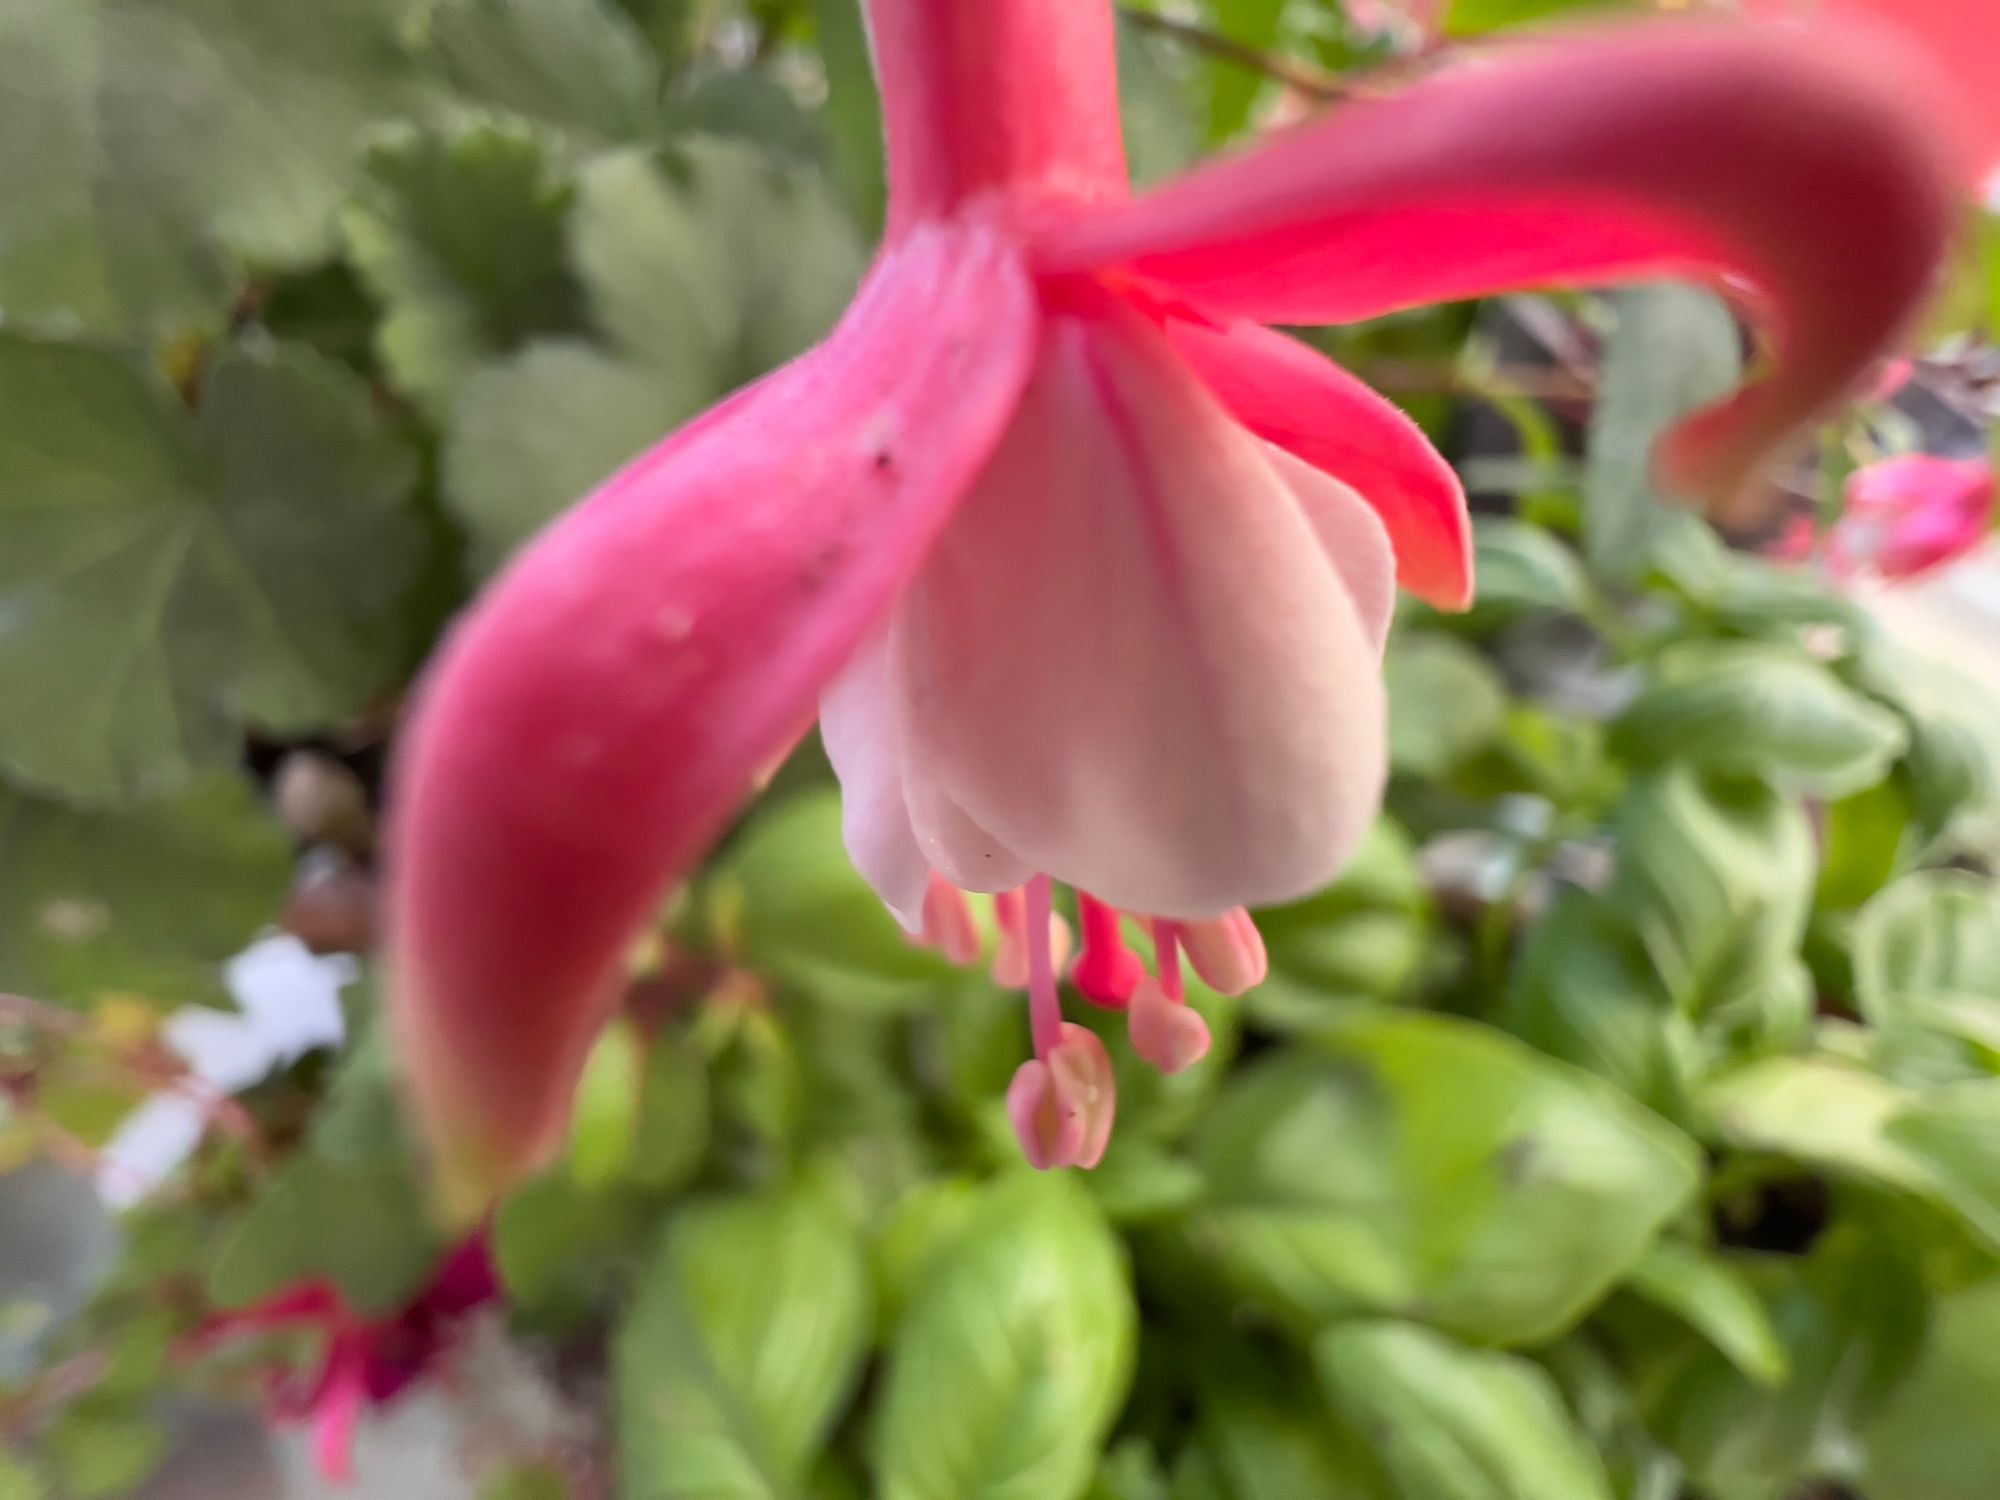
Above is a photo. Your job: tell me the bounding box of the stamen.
[1025,874,1062,1058]
[992,887,1073,989]
[1130,920,1209,1074]
[1151,917,1185,1002]
[1007,1021,1116,1170]
[918,874,980,966]
[1127,977,1212,1075]
[1073,892,1143,1008]
[1177,908,1269,997]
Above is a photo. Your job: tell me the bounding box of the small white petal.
[891,302,1388,918]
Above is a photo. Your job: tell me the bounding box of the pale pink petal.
[1267,447,1397,658]
[901,767,1037,896]
[386,223,1037,1214]
[1039,23,1967,504]
[866,0,1128,237]
[819,634,931,930]
[890,293,1387,920]
[1165,318,1469,609]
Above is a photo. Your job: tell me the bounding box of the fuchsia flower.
[187,1236,500,1483]
[387,0,1966,1208]
[1776,454,1995,581]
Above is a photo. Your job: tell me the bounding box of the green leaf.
[0,1,221,334]
[668,67,827,163]
[1538,1340,1683,1500]
[575,143,861,388]
[1584,284,1740,582]
[1863,1276,2000,1500]
[618,1180,873,1500]
[423,0,663,141]
[1115,15,1204,188]
[1085,1137,1206,1226]
[1203,0,1286,143]
[483,1461,573,1500]
[1853,870,2000,1035]
[1704,1057,1928,1191]
[1704,1060,2000,1256]
[1884,1084,2000,1255]
[1252,819,1430,1025]
[1656,1231,1929,1500]
[631,1023,711,1190]
[1088,1439,1170,1500]
[1386,634,1509,776]
[1317,1321,1614,1500]
[711,789,960,1011]
[42,1404,167,1500]
[1626,1240,1790,1387]
[0,1451,43,1500]
[445,339,679,569]
[872,1172,1135,1500]
[810,0,886,231]
[1190,1351,1369,1500]
[0,773,288,1008]
[569,1017,648,1187]
[1187,1012,1701,1346]
[344,117,587,414]
[1611,642,1907,799]
[1501,891,1699,1124]
[1816,775,1911,910]
[496,1169,656,1326]
[445,141,861,565]
[1901,707,1998,848]
[0,335,423,801]
[1606,769,1815,1014]
[0,0,427,332]
[1466,517,1589,621]
[208,1152,438,1316]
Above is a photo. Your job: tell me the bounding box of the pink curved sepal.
[1039,22,1967,505]
[1743,0,2000,184]
[1167,317,1471,610]
[386,223,1037,1217]
[865,0,1128,236]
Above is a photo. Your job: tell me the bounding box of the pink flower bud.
[1842,454,1993,581]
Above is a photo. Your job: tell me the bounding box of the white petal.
[902,767,1037,895]
[1267,446,1397,657]
[891,302,1388,918]
[819,633,930,929]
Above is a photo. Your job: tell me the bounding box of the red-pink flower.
[187,1236,500,1483]
[1778,454,1995,581]
[386,0,1965,1206]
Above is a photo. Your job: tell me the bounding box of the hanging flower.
[1775,454,1994,581]
[185,1236,500,1483]
[386,0,1966,1209]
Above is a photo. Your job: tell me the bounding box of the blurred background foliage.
[2,0,1999,1496]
